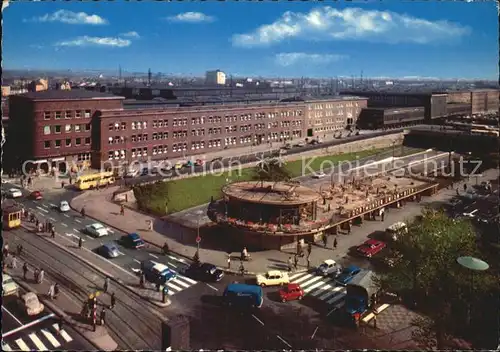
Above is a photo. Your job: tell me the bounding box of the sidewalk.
[3,253,118,351]
[69,167,499,276]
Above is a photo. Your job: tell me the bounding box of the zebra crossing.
[289,272,347,308]
[130,265,198,296]
[2,323,73,351]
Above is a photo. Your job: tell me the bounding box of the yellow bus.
[75,171,115,191]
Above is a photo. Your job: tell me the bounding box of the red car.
[30,191,43,200]
[279,283,304,303]
[356,239,386,258]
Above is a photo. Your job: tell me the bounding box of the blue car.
[335,265,361,286]
[97,243,120,258]
[123,233,145,249]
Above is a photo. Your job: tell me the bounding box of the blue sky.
[3,0,498,79]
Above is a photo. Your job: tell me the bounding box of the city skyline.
[3,1,498,80]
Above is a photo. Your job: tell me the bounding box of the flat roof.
[16,89,124,101]
[223,181,321,205]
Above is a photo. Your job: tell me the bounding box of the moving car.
[141,260,177,285]
[223,283,264,308]
[85,223,109,237]
[2,274,19,296]
[316,259,342,277]
[22,292,44,316]
[122,233,145,249]
[312,172,326,179]
[184,263,224,282]
[385,222,407,241]
[97,243,120,258]
[356,239,386,258]
[59,201,70,212]
[279,283,304,303]
[256,270,289,287]
[336,265,361,286]
[30,191,43,200]
[7,188,22,198]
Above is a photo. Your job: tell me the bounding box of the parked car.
[316,259,342,277]
[279,283,304,303]
[312,172,326,179]
[122,233,145,249]
[30,191,43,200]
[2,274,19,296]
[124,169,140,178]
[256,270,290,287]
[195,159,205,166]
[59,201,70,212]
[97,243,120,258]
[22,292,44,316]
[356,239,386,258]
[336,265,361,286]
[184,263,224,282]
[295,142,306,147]
[85,223,109,237]
[7,188,22,198]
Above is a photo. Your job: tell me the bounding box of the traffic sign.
[195,236,201,243]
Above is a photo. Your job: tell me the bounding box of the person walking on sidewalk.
[463,183,467,192]
[53,283,60,299]
[322,234,328,248]
[51,227,56,238]
[10,255,17,269]
[239,261,245,276]
[293,254,298,270]
[81,207,86,218]
[34,268,40,283]
[110,292,116,309]
[78,237,83,249]
[333,237,338,249]
[39,269,45,284]
[48,284,55,300]
[120,205,125,216]
[227,254,231,269]
[307,242,312,257]
[100,307,107,326]
[103,277,110,293]
[17,244,23,256]
[23,262,29,280]
[287,257,293,272]
[140,274,145,288]
[162,242,169,255]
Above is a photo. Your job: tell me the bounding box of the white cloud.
[232,7,470,47]
[55,36,131,48]
[121,31,140,39]
[275,52,348,67]
[28,9,108,25]
[29,44,44,49]
[166,12,215,23]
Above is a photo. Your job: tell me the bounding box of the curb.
[221,267,309,276]
[12,276,116,351]
[20,224,171,319]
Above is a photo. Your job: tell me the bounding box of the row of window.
[44,137,91,149]
[43,124,91,135]
[308,102,359,110]
[44,110,91,120]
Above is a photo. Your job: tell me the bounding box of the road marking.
[149,253,159,259]
[293,273,313,284]
[52,324,73,342]
[289,272,306,280]
[177,274,197,285]
[276,335,291,348]
[15,339,30,351]
[29,333,48,351]
[168,255,186,263]
[166,282,183,291]
[49,217,56,222]
[206,284,218,291]
[303,279,328,293]
[75,219,81,223]
[36,206,49,213]
[300,276,323,287]
[318,286,344,301]
[61,223,68,227]
[311,326,319,339]
[167,262,177,268]
[326,291,346,305]
[41,329,61,348]
[108,229,115,234]
[37,212,45,217]
[2,343,12,351]
[133,259,141,264]
[308,280,336,296]
[74,229,82,233]
[49,203,57,207]
[2,306,23,326]
[41,204,49,209]
[85,235,93,240]
[64,214,70,218]
[252,314,264,326]
[172,278,191,288]
[116,250,125,256]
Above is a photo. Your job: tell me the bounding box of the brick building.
[5,90,123,171]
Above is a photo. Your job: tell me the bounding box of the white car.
[7,188,22,198]
[85,223,109,237]
[22,292,44,316]
[59,201,70,212]
[2,274,19,296]
[312,172,326,179]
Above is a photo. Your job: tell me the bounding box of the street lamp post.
[457,256,489,326]
[195,210,204,255]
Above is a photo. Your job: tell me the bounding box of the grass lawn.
[134,145,422,215]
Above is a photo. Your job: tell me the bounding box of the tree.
[376,209,497,348]
[252,157,292,185]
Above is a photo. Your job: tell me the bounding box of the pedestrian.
[11,255,17,269]
[81,302,88,319]
[156,282,161,292]
[227,254,231,269]
[120,205,125,216]
[78,237,83,249]
[287,257,293,272]
[307,242,312,256]
[381,212,385,221]
[39,268,44,283]
[23,262,28,280]
[81,207,86,217]
[463,183,467,192]
[103,277,110,293]
[57,317,64,334]
[306,257,310,269]
[51,228,56,238]
[110,292,116,309]
[456,188,460,196]
[17,244,23,256]
[53,283,60,299]
[333,237,338,249]
[2,245,9,258]
[293,255,298,270]
[100,307,106,326]
[35,219,39,228]
[322,234,328,248]
[148,220,153,231]
[162,286,169,303]
[239,261,245,276]
[34,268,40,282]
[61,181,65,189]
[140,274,145,288]
[48,284,55,300]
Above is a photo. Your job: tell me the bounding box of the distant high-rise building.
[205,70,226,85]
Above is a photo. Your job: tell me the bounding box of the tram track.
[8,228,165,350]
